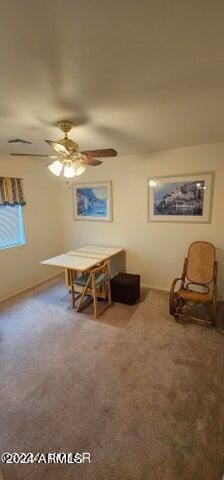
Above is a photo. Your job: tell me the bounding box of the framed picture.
[73,181,112,222]
[148,172,215,223]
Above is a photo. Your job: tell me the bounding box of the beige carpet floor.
[0,278,224,480]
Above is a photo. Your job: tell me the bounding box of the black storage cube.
[111,272,140,305]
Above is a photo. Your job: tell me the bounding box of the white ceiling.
[1,0,224,156]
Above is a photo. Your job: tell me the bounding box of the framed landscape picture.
[148,172,214,223]
[73,181,112,222]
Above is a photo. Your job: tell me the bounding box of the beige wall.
[0,154,62,301]
[1,141,223,302]
[60,142,224,299]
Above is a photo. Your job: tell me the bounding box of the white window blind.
[0,205,26,250]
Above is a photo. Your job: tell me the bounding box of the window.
[0,205,26,250]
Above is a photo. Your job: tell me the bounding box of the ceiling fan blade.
[10,153,50,157]
[45,139,69,155]
[9,138,33,144]
[81,156,103,166]
[81,148,117,158]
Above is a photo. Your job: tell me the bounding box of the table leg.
[66,268,76,289]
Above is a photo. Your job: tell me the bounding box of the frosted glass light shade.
[48,158,85,178]
[63,165,76,178]
[48,160,63,176]
[75,164,86,176]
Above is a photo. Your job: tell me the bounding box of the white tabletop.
[41,253,103,271]
[76,245,123,256]
[67,251,106,259]
[41,245,123,271]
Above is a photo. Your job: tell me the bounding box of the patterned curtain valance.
[0,177,26,206]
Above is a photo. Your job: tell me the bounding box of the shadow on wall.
[216,248,224,300]
[110,250,126,278]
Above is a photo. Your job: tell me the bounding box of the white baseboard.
[141,282,169,292]
[0,272,63,304]
[141,283,223,301]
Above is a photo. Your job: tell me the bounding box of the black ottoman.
[111,272,140,305]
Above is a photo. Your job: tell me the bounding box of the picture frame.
[148,172,215,223]
[73,181,112,222]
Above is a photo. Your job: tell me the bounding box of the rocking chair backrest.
[186,241,215,285]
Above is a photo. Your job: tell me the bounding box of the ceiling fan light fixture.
[63,164,76,178]
[11,121,117,177]
[48,159,63,176]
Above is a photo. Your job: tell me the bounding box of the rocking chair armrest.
[213,261,218,283]
[212,282,218,300]
[170,277,184,293]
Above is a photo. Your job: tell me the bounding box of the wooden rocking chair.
[71,261,112,318]
[169,241,218,327]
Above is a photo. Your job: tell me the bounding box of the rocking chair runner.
[71,261,112,318]
[169,241,218,327]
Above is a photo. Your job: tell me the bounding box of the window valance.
[0,177,26,206]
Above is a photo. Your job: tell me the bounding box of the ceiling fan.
[10,120,117,178]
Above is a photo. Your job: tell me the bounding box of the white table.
[41,245,124,286]
[76,246,123,256]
